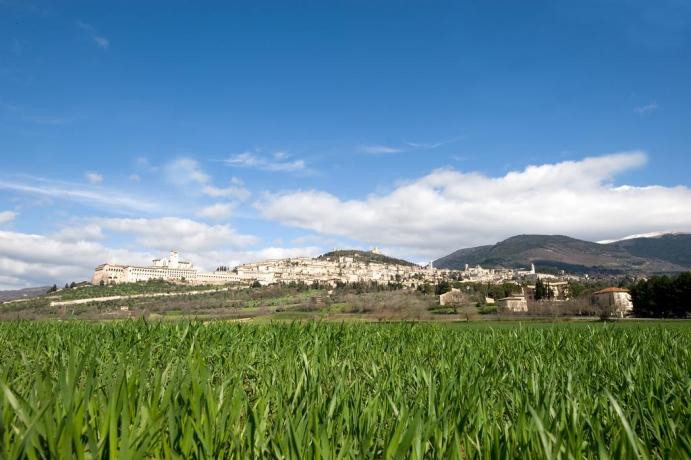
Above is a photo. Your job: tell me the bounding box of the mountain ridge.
[434,233,691,274]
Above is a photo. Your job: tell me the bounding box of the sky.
[1,0,691,289]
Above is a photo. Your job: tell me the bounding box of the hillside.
[0,286,51,302]
[607,234,691,269]
[318,250,418,267]
[434,234,691,274]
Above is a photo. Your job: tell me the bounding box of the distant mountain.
[0,286,51,302]
[607,234,691,269]
[434,234,691,274]
[319,250,418,267]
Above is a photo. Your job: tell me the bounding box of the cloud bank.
[0,217,320,289]
[257,152,691,259]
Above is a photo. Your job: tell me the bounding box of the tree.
[47,284,58,293]
[417,283,434,295]
[435,280,451,296]
[251,280,262,289]
[534,278,548,301]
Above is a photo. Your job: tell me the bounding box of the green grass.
[0,321,689,458]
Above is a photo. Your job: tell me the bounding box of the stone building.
[497,296,528,312]
[591,287,633,317]
[439,288,465,306]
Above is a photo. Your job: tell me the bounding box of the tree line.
[630,272,691,318]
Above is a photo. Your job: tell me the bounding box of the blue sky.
[1,0,690,288]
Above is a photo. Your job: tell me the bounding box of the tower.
[169,251,179,268]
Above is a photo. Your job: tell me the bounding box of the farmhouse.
[439,288,465,306]
[525,280,570,301]
[497,296,528,312]
[591,287,633,317]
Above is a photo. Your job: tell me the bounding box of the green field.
[0,321,689,458]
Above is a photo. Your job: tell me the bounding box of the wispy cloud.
[0,176,159,213]
[634,102,658,115]
[359,144,403,155]
[9,38,22,56]
[360,137,462,155]
[405,136,463,149]
[0,102,72,126]
[225,151,306,172]
[76,21,109,50]
[164,157,253,200]
[202,177,251,200]
[84,171,103,184]
[165,157,209,186]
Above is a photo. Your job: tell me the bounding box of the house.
[591,287,633,317]
[497,296,528,312]
[439,288,465,306]
[525,280,570,301]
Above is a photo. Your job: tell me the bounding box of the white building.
[92,251,243,286]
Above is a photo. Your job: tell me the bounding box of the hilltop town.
[92,249,561,289]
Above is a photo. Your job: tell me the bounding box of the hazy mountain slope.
[606,234,691,268]
[0,286,51,302]
[434,234,689,274]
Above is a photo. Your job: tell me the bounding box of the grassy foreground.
[0,321,689,458]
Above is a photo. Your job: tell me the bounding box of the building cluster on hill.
[91,250,636,316]
[93,250,448,288]
[93,250,581,289]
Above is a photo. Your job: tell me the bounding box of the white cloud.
[634,102,658,115]
[225,151,306,172]
[257,152,691,259]
[250,246,322,261]
[76,21,109,50]
[196,203,235,220]
[97,217,258,252]
[0,229,153,289]
[129,174,141,183]
[0,211,16,224]
[54,223,104,242]
[85,171,103,184]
